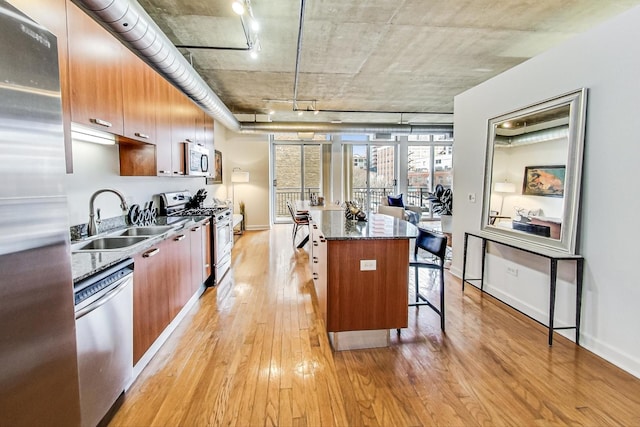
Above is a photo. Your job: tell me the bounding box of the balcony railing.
[351,187,433,214]
[274,187,320,217]
[274,186,436,219]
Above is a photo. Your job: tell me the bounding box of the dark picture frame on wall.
[522,165,565,197]
[210,150,222,184]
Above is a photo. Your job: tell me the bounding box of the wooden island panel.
[326,238,408,332]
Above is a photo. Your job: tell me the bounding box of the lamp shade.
[231,170,250,183]
[494,181,515,193]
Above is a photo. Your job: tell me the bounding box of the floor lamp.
[494,181,516,215]
[231,168,250,233]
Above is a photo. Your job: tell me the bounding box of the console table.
[461,231,584,346]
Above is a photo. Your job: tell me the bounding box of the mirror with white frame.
[481,89,587,254]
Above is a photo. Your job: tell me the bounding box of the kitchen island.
[305,206,418,350]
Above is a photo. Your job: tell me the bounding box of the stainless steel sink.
[73,236,149,252]
[114,226,174,237]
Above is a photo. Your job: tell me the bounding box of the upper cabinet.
[203,115,214,153]
[122,48,157,143]
[155,77,174,176]
[171,89,197,146]
[67,1,124,134]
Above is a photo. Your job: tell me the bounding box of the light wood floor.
[110,225,640,426]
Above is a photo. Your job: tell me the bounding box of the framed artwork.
[522,165,565,197]
[211,150,223,184]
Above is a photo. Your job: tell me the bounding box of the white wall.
[65,136,228,227]
[452,6,640,377]
[215,130,271,230]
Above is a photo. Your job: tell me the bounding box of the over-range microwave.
[184,142,210,176]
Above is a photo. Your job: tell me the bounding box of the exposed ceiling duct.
[75,0,241,132]
[495,125,569,147]
[240,121,453,135]
[73,0,453,135]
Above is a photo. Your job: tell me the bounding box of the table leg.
[576,258,584,346]
[462,233,469,291]
[548,259,558,346]
[480,239,487,292]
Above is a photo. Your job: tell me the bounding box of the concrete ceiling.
[136,0,640,125]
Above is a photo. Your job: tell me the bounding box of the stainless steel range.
[160,190,233,286]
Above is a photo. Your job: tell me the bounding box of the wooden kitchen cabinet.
[155,77,174,176]
[132,241,171,364]
[122,48,157,143]
[203,114,215,153]
[169,89,197,176]
[13,0,73,172]
[66,1,124,135]
[310,223,327,324]
[165,230,192,319]
[132,228,202,364]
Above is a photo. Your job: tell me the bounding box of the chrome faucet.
[88,189,129,236]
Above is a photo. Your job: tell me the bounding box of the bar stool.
[286,202,310,248]
[406,228,448,331]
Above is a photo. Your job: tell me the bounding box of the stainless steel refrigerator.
[0,1,81,425]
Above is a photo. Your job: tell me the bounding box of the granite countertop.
[71,216,209,283]
[310,210,418,240]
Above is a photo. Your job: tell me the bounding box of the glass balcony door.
[344,144,397,212]
[407,142,453,221]
[272,143,321,223]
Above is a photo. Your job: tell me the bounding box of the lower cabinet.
[132,240,171,364]
[309,219,409,333]
[132,228,198,365]
[310,223,327,324]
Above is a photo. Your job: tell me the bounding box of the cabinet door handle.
[313,242,318,247]
[134,132,149,139]
[173,171,184,175]
[174,234,186,241]
[90,118,112,128]
[185,138,193,143]
[158,170,172,175]
[313,257,318,263]
[142,248,159,258]
[312,273,318,280]
[191,226,200,231]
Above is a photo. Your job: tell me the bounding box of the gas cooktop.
[159,190,230,217]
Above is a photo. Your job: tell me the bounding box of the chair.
[406,228,448,331]
[286,202,310,248]
[378,194,421,225]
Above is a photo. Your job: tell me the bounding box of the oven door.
[184,143,210,176]
[213,215,233,283]
[215,217,233,263]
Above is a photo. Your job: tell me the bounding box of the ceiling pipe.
[292,0,307,111]
[73,0,453,136]
[238,121,453,135]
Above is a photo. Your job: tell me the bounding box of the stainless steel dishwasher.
[74,258,134,427]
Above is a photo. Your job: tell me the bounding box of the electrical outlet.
[506,266,518,277]
[468,193,476,203]
[360,260,377,271]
